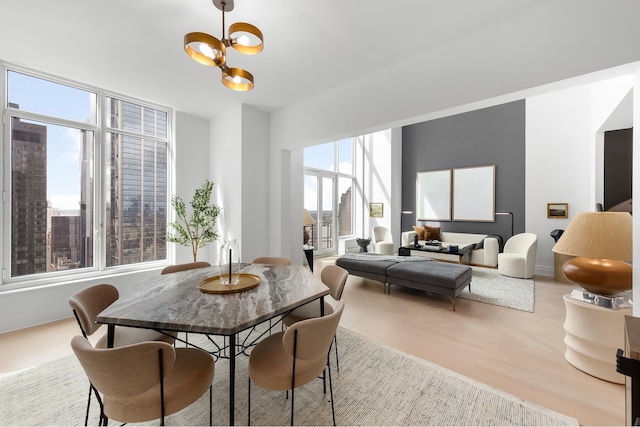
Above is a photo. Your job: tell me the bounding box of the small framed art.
[370,202,384,218]
[547,203,568,218]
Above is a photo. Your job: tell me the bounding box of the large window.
[304,139,354,256]
[2,67,170,284]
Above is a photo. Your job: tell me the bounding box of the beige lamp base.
[562,256,632,295]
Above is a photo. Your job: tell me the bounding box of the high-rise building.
[10,113,47,276]
[51,216,81,270]
[338,187,352,236]
[105,98,167,267]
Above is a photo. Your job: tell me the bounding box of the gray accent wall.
[401,100,526,242]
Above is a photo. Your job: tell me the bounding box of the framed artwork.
[547,203,568,218]
[370,202,384,218]
[452,165,496,222]
[416,169,452,221]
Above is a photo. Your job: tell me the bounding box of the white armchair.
[498,233,538,278]
[372,226,394,255]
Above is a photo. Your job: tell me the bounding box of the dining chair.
[71,335,215,426]
[69,284,176,425]
[251,256,291,265]
[248,300,345,426]
[160,261,211,274]
[281,265,349,371]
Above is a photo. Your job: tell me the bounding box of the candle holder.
[219,238,240,285]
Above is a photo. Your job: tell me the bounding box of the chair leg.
[333,334,339,373]
[209,386,213,426]
[84,385,91,426]
[327,361,336,426]
[247,377,251,426]
[290,386,295,426]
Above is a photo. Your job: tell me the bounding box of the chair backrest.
[372,226,392,245]
[504,232,537,254]
[321,265,349,301]
[252,257,291,265]
[69,284,120,337]
[282,301,345,361]
[71,335,175,399]
[160,261,211,275]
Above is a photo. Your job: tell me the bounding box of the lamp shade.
[552,212,632,260]
[303,209,316,226]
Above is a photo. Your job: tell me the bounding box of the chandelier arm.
[221,2,227,42]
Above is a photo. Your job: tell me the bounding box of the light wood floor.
[0,258,626,425]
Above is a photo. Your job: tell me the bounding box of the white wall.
[526,86,593,275]
[526,75,635,276]
[173,112,211,264]
[240,105,271,263]
[210,104,242,264]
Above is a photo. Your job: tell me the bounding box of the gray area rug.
[0,328,575,426]
[458,266,535,312]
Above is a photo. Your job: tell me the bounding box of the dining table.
[96,262,330,425]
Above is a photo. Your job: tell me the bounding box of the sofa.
[401,230,499,267]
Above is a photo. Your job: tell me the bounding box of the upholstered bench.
[385,261,472,311]
[335,254,472,310]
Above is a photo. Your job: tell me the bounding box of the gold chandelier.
[184,0,263,91]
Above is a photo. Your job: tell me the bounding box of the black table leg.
[107,325,115,348]
[229,333,236,425]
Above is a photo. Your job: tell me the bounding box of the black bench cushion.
[335,254,400,282]
[386,261,472,296]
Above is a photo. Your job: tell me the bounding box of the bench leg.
[449,296,456,311]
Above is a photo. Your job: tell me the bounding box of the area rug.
[0,328,576,426]
[457,266,535,312]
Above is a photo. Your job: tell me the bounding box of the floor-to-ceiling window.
[304,139,354,257]
[1,65,170,288]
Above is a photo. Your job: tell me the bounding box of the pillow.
[424,226,442,241]
[412,225,426,240]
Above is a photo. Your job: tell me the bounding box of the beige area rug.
[457,266,535,312]
[0,328,575,426]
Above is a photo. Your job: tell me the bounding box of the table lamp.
[552,211,632,295]
[303,209,316,245]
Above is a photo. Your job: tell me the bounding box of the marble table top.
[96,263,330,336]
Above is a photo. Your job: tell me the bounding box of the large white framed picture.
[416,169,452,221]
[452,165,495,222]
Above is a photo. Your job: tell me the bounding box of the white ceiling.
[1,0,640,121]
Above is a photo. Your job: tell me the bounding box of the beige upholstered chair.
[71,336,215,426]
[160,261,211,275]
[282,265,348,324]
[252,256,291,265]
[69,284,176,425]
[498,233,538,279]
[372,226,394,255]
[69,284,176,349]
[281,265,348,370]
[248,300,345,426]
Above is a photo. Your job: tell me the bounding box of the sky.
[8,71,95,211]
[303,139,353,212]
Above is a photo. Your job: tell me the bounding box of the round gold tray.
[198,273,261,294]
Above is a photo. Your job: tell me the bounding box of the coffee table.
[398,244,472,264]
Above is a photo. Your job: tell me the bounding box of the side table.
[356,238,371,253]
[563,294,631,383]
[303,245,314,272]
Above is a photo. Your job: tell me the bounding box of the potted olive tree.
[166,180,221,262]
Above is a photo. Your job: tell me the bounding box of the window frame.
[0,63,172,290]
